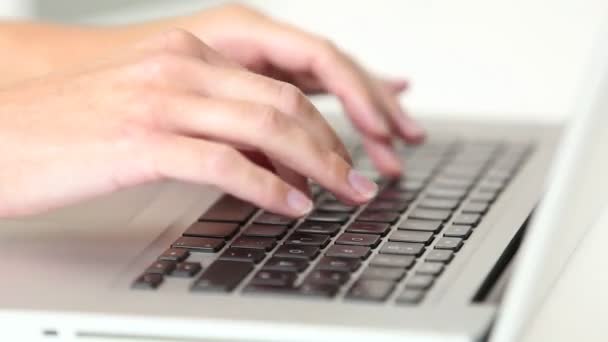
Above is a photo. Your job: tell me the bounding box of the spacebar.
[191,260,253,292]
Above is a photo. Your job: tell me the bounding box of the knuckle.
[276,81,307,114]
[256,105,290,135]
[161,28,200,53]
[132,52,182,84]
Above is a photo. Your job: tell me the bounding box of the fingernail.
[348,170,378,199]
[287,189,313,215]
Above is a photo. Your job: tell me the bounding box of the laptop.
[1,22,607,342]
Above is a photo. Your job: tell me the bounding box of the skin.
[0,4,425,218]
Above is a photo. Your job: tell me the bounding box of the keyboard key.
[405,275,435,290]
[316,256,361,272]
[263,257,308,272]
[242,224,287,239]
[231,236,276,251]
[307,211,350,223]
[285,233,330,247]
[360,267,406,281]
[199,196,256,223]
[250,270,296,287]
[395,179,425,192]
[172,236,225,253]
[443,225,472,239]
[356,210,400,224]
[253,212,296,226]
[158,248,189,262]
[366,200,408,212]
[380,242,425,256]
[435,237,463,251]
[306,270,350,286]
[396,289,425,304]
[335,233,381,247]
[243,285,295,295]
[461,202,489,214]
[470,192,497,202]
[377,189,417,202]
[145,260,176,275]
[389,230,434,244]
[296,282,339,298]
[432,177,473,189]
[346,222,391,236]
[409,208,452,221]
[399,219,442,233]
[453,213,481,226]
[191,260,253,292]
[478,180,505,192]
[317,201,358,213]
[425,250,454,263]
[325,245,371,259]
[296,221,341,236]
[370,254,415,269]
[347,280,395,301]
[426,188,467,199]
[183,222,239,239]
[274,245,320,260]
[418,198,460,210]
[416,262,444,276]
[132,273,163,290]
[220,247,266,263]
[171,262,202,277]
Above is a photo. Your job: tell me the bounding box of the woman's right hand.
[0,30,378,218]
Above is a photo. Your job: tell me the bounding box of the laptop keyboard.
[132,139,531,305]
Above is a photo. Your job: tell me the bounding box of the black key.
[426,187,468,199]
[409,208,452,221]
[418,198,460,210]
[296,282,339,298]
[396,289,425,304]
[389,230,434,244]
[250,270,296,287]
[306,270,350,286]
[183,222,239,239]
[346,222,391,236]
[470,192,497,202]
[425,250,454,263]
[274,245,319,260]
[435,237,463,251]
[405,275,435,290]
[132,273,163,290]
[296,221,341,236]
[416,262,444,276]
[325,245,371,259]
[263,257,309,272]
[398,219,442,233]
[356,210,400,224]
[443,225,473,239]
[461,202,489,214]
[172,236,225,253]
[231,236,276,251]
[171,262,202,277]
[307,211,351,223]
[285,233,330,247]
[380,242,425,256]
[370,254,415,269]
[366,200,408,212]
[453,213,481,226]
[220,247,266,263]
[346,280,395,301]
[253,212,296,226]
[191,260,253,292]
[199,196,256,223]
[316,256,361,272]
[158,248,189,262]
[360,267,406,281]
[335,233,380,248]
[378,189,418,202]
[317,201,357,213]
[242,224,287,239]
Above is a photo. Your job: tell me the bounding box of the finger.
[152,134,313,217]
[381,78,409,94]
[362,138,403,177]
[158,95,377,204]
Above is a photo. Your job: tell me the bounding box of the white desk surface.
[52,1,608,340]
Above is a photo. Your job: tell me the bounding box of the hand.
[147,4,426,175]
[0,30,378,218]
